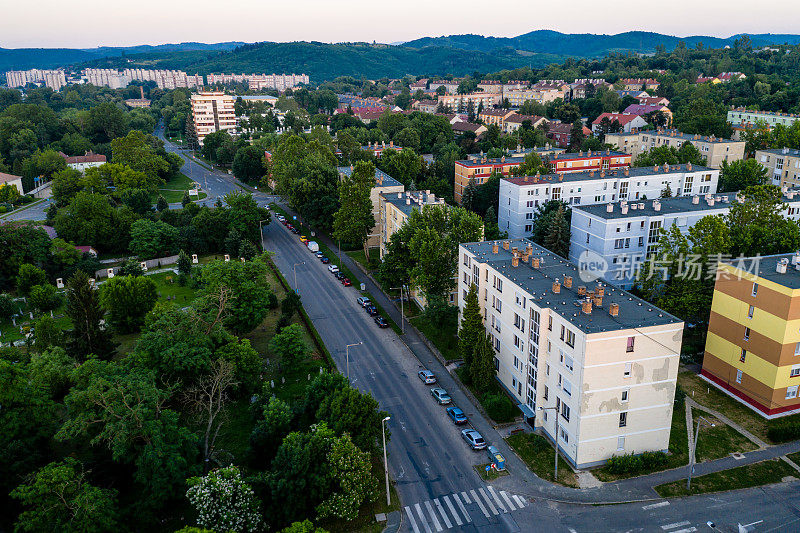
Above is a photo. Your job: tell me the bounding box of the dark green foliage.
[604,451,670,475]
[481,392,519,423]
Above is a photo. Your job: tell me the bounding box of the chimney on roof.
[564,275,573,288]
[686,162,692,171]
[397,192,402,198]
[609,302,620,317]
[653,164,659,173]
[777,258,789,274]
[621,205,629,214]
[663,163,669,172]
[492,242,499,254]
[577,286,587,296]
[502,240,510,251]
[582,297,593,314]
[558,175,563,182]
[524,176,528,182]
[552,279,561,294]
[607,203,614,213]
[653,200,661,211]
[593,293,603,307]
[532,257,541,268]
[600,170,605,178]
[406,198,411,205]
[692,195,700,204]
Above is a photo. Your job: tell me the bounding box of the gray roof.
[546,150,629,162]
[381,191,446,216]
[504,163,715,186]
[758,148,800,157]
[463,239,682,334]
[612,129,742,145]
[337,166,402,188]
[726,253,800,290]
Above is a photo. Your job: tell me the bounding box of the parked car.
[320,256,330,264]
[276,215,285,223]
[374,316,389,328]
[342,278,352,287]
[430,388,452,405]
[299,236,308,243]
[286,224,294,231]
[357,297,371,308]
[461,429,487,450]
[290,227,300,234]
[364,305,378,316]
[447,406,468,425]
[307,241,319,253]
[315,251,324,258]
[334,271,345,280]
[328,265,339,274]
[418,370,436,384]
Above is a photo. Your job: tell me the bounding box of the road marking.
[405,506,421,533]
[433,499,452,529]
[661,521,691,530]
[671,529,696,533]
[414,503,432,533]
[642,501,670,510]
[470,489,490,517]
[513,495,527,508]
[452,493,471,523]
[461,491,471,504]
[487,486,507,512]
[443,495,462,526]
[424,500,442,532]
[478,488,499,515]
[500,490,517,511]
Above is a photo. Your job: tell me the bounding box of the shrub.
[604,451,669,474]
[767,423,800,443]
[482,392,518,422]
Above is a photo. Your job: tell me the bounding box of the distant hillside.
[0,41,244,71]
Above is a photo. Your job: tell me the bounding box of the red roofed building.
[636,95,670,106]
[623,103,673,125]
[591,113,648,134]
[59,151,107,173]
[546,122,592,148]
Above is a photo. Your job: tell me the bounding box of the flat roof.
[381,190,445,216]
[575,194,735,219]
[337,166,402,188]
[463,239,681,333]
[503,163,715,186]
[611,129,742,144]
[457,156,526,168]
[758,148,800,157]
[724,253,800,290]
[546,150,630,162]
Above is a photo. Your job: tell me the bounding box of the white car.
[328,265,339,274]
[462,429,487,450]
[357,297,371,308]
[418,370,436,384]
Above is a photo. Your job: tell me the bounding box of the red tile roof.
[60,151,107,165]
[592,112,643,126]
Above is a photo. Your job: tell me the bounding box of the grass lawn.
[678,370,800,444]
[594,400,689,481]
[692,408,758,463]
[346,248,381,271]
[411,316,459,361]
[475,463,510,481]
[506,433,579,487]
[153,172,208,203]
[149,271,197,305]
[654,458,797,498]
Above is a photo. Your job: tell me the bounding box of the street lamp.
[539,405,560,482]
[258,219,267,247]
[345,341,362,380]
[390,285,406,334]
[292,262,305,293]
[687,416,715,491]
[382,416,391,506]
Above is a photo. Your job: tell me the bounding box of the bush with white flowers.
[186,466,263,533]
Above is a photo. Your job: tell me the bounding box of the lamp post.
[382,416,391,506]
[258,219,267,248]
[390,285,406,334]
[687,416,715,492]
[292,262,304,293]
[539,405,560,482]
[346,341,362,380]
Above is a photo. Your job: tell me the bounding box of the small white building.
[498,164,720,238]
[59,151,107,174]
[0,172,24,195]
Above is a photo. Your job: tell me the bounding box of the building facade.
[727,108,800,129]
[0,172,24,195]
[338,166,404,249]
[592,113,649,134]
[190,92,238,145]
[605,129,745,169]
[59,151,107,173]
[498,164,720,238]
[701,254,800,418]
[438,93,501,113]
[458,238,682,468]
[6,69,67,91]
[756,148,800,188]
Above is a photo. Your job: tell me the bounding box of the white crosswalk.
[403,487,529,532]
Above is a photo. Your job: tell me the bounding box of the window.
[559,427,569,443]
[736,369,743,383]
[561,402,570,422]
[787,386,798,399]
[791,366,800,378]
[562,354,574,372]
[795,342,800,356]
[752,283,758,297]
[562,378,572,397]
[548,316,552,331]
[543,385,549,400]
[565,329,575,348]
[626,336,635,352]
[560,325,565,341]
[740,348,747,363]
[624,362,632,378]
[614,238,624,249]
[524,224,532,232]
[514,313,525,332]
[748,305,755,319]
[619,412,627,427]
[621,389,629,402]
[744,328,750,341]
[617,437,625,451]
[514,336,522,350]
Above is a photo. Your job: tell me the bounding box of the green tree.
[269,323,310,364]
[333,161,375,256]
[117,258,145,277]
[233,145,266,184]
[315,385,385,455]
[281,520,329,533]
[719,158,769,192]
[11,458,119,533]
[470,334,496,393]
[177,249,192,275]
[249,396,294,469]
[0,293,16,320]
[99,275,158,333]
[28,283,61,313]
[121,187,153,214]
[186,466,262,533]
[316,433,378,521]
[63,270,115,359]
[726,184,800,256]
[458,284,483,373]
[111,130,169,181]
[32,314,66,352]
[157,194,168,211]
[129,219,179,258]
[510,153,549,178]
[544,205,570,257]
[16,263,47,296]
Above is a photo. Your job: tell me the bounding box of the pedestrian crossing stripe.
[404,488,528,532]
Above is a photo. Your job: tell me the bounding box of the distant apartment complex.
[498,164,720,238]
[605,129,745,168]
[83,68,202,89]
[207,73,308,91]
[701,253,800,418]
[458,238,682,468]
[5,69,67,91]
[727,108,800,130]
[190,92,238,145]
[619,78,660,91]
[756,148,800,188]
[438,93,501,113]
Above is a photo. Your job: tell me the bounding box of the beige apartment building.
[756,148,800,188]
[505,88,564,108]
[438,93,501,113]
[338,167,404,249]
[190,92,238,145]
[459,239,683,468]
[605,129,745,168]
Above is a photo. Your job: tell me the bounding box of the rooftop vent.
[532,257,541,269]
[653,200,661,211]
[607,203,614,213]
[577,286,587,296]
[552,279,561,294]
[581,298,593,315]
[777,258,789,274]
[692,196,700,204]
[492,242,499,254]
[502,240,510,251]
[609,302,620,317]
[564,275,573,288]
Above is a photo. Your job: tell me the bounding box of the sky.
[2,0,800,48]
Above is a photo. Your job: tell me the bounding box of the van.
[307,241,319,253]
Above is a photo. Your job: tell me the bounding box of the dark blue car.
[446,406,468,425]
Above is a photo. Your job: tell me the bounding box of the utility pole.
[687,416,715,491]
[539,405,560,481]
[382,416,391,506]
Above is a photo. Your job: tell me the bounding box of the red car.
[342,278,352,286]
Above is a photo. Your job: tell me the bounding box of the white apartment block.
[458,239,683,468]
[190,92,238,145]
[727,108,799,129]
[569,190,800,288]
[248,74,309,91]
[438,92,501,112]
[6,69,67,91]
[504,88,564,107]
[84,68,201,89]
[498,164,720,238]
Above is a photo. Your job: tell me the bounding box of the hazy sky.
[3,0,800,48]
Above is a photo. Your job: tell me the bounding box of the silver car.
[430,387,452,405]
[461,429,487,450]
[418,370,436,384]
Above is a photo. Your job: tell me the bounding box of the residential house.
[619,78,659,91]
[479,109,515,128]
[412,99,439,113]
[727,108,800,135]
[503,114,548,134]
[622,104,673,126]
[591,113,648,134]
[59,151,107,173]
[429,80,460,94]
[0,172,24,195]
[756,148,800,187]
[547,122,592,148]
[451,121,488,138]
